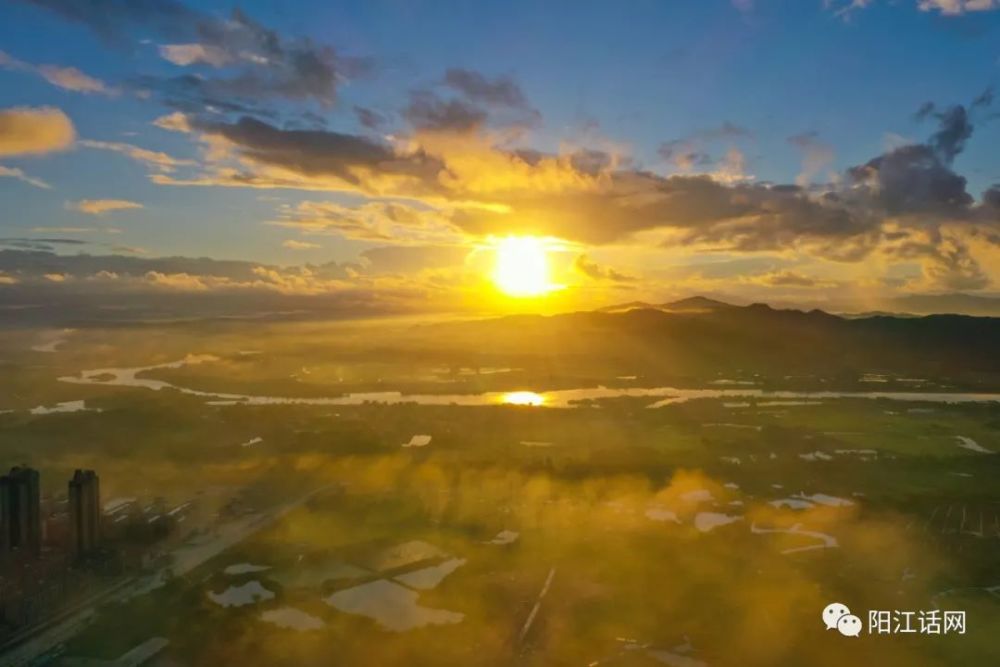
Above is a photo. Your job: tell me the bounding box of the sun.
[492,236,554,297]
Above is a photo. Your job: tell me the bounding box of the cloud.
[0,106,75,157]
[270,200,454,244]
[404,91,487,133]
[143,88,997,292]
[69,199,144,215]
[152,112,192,133]
[0,50,115,95]
[282,239,321,250]
[0,164,50,188]
[918,103,974,163]
[354,106,388,130]
[37,65,114,94]
[30,226,121,234]
[983,184,1000,210]
[658,123,753,176]
[787,131,835,186]
[0,237,88,252]
[845,100,979,220]
[143,270,208,291]
[79,139,194,172]
[21,1,372,110]
[573,255,637,283]
[443,68,530,109]
[827,0,1000,15]
[885,229,990,290]
[184,115,446,196]
[111,245,147,255]
[405,68,539,134]
[917,0,1000,14]
[747,269,837,288]
[158,43,231,67]
[658,144,713,171]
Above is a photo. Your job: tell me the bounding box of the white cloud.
[159,44,232,67]
[282,239,322,250]
[918,0,1000,13]
[0,50,115,95]
[68,199,144,216]
[0,164,50,188]
[79,139,194,173]
[152,112,192,133]
[828,0,999,15]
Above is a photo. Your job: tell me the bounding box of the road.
[0,486,330,667]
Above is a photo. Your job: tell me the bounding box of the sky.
[1,0,1000,316]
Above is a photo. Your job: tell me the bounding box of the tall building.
[69,469,101,559]
[0,466,41,558]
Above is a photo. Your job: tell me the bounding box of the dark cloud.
[193,116,446,191]
[657,141,713,169]
[573,255,636,283]
[927,105,973,163]
[971,86,994,110]
[450,173,876,255]
[404,91,487,133]
[658,122,752,172]
[983,184,1000,210]
[443,68,529,109]
[354,106,388,130]
[21,0,371,109]
[755,269,820,287]
[845,99,986,219]
[19,0,199,43]
[0,238,88,252]
[569,149,619,176]
[406,69,539,133]
[846,144,973,217]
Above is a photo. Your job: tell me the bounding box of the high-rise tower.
[0,466,41,557]
[69,469,101,560]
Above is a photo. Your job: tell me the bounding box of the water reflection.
[501,391,545,406]
[60,357,1000,409]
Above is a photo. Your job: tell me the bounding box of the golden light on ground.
[501,390,545,406]
[492,236,555,297]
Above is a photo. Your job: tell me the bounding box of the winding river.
[55,354,1000,409]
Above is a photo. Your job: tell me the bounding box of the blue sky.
[1,0,999,311]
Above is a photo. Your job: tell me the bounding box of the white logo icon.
[837,614,863,637]
[822,602,851,631]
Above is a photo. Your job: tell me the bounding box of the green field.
[1,322,999,666]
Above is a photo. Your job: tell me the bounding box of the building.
[0,466,41,558]
[68,469,101,560]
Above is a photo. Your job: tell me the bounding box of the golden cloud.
[69,199,144,216]
[0,106,75,157]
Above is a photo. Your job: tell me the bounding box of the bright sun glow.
[501,391,545,406]
[492,236,554,297]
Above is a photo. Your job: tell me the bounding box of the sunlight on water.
[500,391,545,406]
